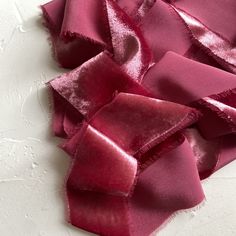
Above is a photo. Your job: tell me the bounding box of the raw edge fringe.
[40,7,63,69]
[196,95,236,134]
[135,108,200,157]
[150,198,207,236]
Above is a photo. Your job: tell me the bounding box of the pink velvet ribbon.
[41,0,236,235]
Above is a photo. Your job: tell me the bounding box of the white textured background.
[0,1,235,235]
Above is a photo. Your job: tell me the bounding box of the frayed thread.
[150,198,207,236]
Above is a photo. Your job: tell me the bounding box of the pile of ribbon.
[41,0,236,235]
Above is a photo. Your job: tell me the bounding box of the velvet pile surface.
[41,0,236,235]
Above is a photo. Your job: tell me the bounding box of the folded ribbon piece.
[41,0,236,235]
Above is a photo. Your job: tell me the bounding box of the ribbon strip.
[172,6,236,73]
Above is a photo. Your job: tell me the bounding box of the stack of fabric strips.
[41,0,236,235]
